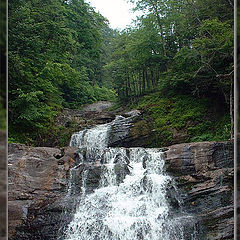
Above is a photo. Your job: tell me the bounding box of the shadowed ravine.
[61,115,199,240]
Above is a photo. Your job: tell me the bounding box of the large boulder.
[164,141,234,240]
[8,144,77,239]
[108,110,145,147]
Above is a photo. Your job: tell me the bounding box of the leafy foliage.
[9,0,233,145]
[108,0,233,102]
[9,0,116,144]
[105,0,233,142]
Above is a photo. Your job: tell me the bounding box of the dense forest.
[9,0,117,143]
[9,0,234,146]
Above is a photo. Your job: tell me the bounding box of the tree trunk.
[146,68,150,91]
[132,72,137,98]
[127,70,131,101]
[139,70,142,95]
[151,69,155,88]
[142,69,146,93]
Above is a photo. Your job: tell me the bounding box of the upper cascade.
[70,122,110,149]
[69,115,134,149]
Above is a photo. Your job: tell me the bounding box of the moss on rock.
[129,92,231,148]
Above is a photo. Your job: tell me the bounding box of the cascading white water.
[64,116,195,240]
[70,122,110,149]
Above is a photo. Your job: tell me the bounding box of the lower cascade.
[62,116,198,240]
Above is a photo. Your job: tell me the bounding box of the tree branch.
[226,0,234,8]
[186,0,213,38]
[216,69,234,78]
[193,52,216,78]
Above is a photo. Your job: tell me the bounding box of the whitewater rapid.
[63,115,196,240]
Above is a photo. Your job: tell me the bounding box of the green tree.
[9,0,116,144]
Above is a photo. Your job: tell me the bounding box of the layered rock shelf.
[8,141,234,239]
[165,141,234,239]
[8,144,77,239]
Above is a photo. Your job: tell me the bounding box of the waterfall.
[63,116,197,240]
[70,123,110,149]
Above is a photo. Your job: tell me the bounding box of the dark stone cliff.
[8,144,77,239]
[8,140,234,239]
[165,141,234,240]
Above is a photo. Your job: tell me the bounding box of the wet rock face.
[8,144,77,240]
[69,163,102,195]
[108,111,145,147]
[69,148,131,195]
[8,141,234,240]
[165,141,234,240]
[8,144,132,240]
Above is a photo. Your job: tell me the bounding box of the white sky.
[87,0,141,30]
